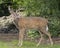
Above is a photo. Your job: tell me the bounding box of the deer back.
[17,17,48,29]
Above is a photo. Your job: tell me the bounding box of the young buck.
[8,6,53,47]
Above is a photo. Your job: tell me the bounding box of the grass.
[0,40,60,48]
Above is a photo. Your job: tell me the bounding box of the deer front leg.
[18,28,25,47]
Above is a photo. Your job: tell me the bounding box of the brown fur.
[14,17,53,47]
[18,17,48,29]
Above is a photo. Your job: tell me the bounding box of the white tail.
[8,6,53,47]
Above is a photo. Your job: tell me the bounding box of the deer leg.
[46,32,53,45]
[37,32,44,46]
[42,30,53,45]
[18,28,25,47]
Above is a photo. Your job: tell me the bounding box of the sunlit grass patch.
[20,41,60,48]
[0,40,18,48]
[0,40,60,48]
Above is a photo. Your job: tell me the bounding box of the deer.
[8,6,53,47]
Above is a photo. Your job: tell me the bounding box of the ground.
[0,40,60,48]
[0,33,60,48]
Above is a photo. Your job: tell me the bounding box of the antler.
[8,6,20,18]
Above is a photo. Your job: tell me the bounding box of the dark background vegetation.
[0,0,60,39]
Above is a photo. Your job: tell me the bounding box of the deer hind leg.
[37,32,44,46]
[43,31,53,45]
[41,26,53,46]
[18,28,25,47]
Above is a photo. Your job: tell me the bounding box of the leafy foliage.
[0,0,60,37]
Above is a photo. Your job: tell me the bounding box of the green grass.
[0,40,60,48]
[0,40,18,48]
